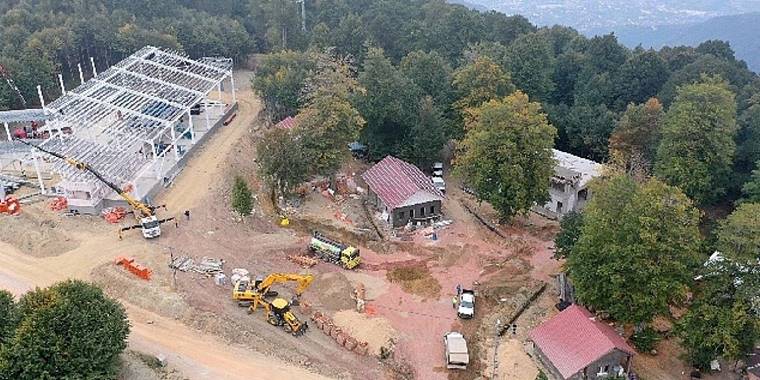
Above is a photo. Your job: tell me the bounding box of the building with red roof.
[361,155,444,227]
[528,304,636,380]
[274,116,297,130]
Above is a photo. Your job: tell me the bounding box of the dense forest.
[2,0,759,205]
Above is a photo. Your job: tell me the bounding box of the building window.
[420,207,425,216]
[399,211,405,220]
[556,201,563,214]
[597,365,609,376]
[430,205,435,214]
[578,188,588,201]
[410,209,414,218]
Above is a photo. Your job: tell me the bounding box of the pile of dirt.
[307,272,356,311]
[386,265,441,299]
[332,310,397,356]
[0,214,79,257]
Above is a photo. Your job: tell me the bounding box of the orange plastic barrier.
[49,197,68,211]
[0,196,21,216]
[102,207,127,223]
[114,256,151,280]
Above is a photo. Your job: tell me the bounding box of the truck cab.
[457,289,475,319]
[443,332,469,370]
[140,215,161,239]
[340,246,361,269]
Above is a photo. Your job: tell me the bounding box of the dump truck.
[308,231,361,269]
[457,289,475,319]
[444,332,469,370]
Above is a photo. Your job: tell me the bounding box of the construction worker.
[452,295,458,309]
[184,210,190,220]
[456,284,462,295]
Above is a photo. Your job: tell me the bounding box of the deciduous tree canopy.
[454,91,556,222]
[568,175,702,325]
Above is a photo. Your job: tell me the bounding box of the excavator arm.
[14,139,154,217]
[255,273,314,297]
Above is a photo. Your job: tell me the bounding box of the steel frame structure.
[26,46,235,205]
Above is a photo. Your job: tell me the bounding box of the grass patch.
[386,265,441,299]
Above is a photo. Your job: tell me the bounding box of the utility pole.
[298,0,306,32]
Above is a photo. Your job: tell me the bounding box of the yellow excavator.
[14,139,176,239]
[232,273,313,336]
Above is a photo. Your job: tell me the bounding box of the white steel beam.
[135,57,218,85]
[94,79,186,109]
[153,49,229,75]
[65,91,167,124]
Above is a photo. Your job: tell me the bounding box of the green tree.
[399,96,447,168]
[612,49,670,110]
[735,99,760,178]
[568,175,702,325]
[553,211,584,259]
[256,128,309,201]
[299,52,365,176]
[455,91,556,222]
[251,50,314,121]
[742,162,760,203]
[0,291,17,346]
[0,280,129,379]
[564,103,617,161]
[231,176,253,216]
[399,50,453,107]
[356,47,419,159]
[608,98,664,172]
[504,32,555,100]
[677,297,758,370]
[716,203,760,264]
[655,77,738,205]
[452,56,515,113]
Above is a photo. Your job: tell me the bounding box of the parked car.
[432,177,446,194]
[457,289,475,319]
[443,332,469,370]
[432,162,444,177]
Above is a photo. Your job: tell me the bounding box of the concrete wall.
[581,350,631,379]
[538,180,592,219]
[390,200,442,227]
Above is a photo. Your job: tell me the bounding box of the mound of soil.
[332,310,397,356]
[386,265,441,299]
[0,213,79,257]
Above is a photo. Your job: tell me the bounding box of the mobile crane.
[14,139,176,239]
[232,273,314,336]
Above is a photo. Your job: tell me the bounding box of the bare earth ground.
[0,70,715,380]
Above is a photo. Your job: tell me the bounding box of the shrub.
[231,176,253,216]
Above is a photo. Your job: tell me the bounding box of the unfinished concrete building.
[0,46,237,214]
[535,150,603,219]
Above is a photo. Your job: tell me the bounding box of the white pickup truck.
[444,332,469,370]
[457,289,475,319]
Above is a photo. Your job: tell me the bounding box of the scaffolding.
[10,46,236,212]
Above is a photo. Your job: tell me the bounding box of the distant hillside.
[448,0,489,12]
[605,12,760,72]
[456,1,759,31]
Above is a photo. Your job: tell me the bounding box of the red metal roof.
[529,304,636,379]
[361,156,443,209]
[274,116,297,129]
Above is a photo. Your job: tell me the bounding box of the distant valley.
[454,1,760,72]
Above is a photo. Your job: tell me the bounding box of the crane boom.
[14,139,154,217]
